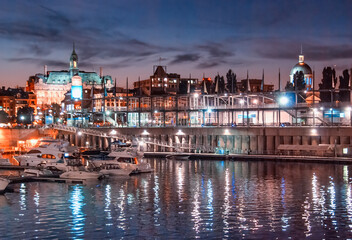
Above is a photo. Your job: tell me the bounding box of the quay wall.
[56,126,352,157]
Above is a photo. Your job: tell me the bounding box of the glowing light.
[77,131,82,136]
[253,99,258,104]
[141,130,149,135]
[279,96,289,106]
[106,110,111,116]
[20,116,25,120]
[194,93,199,98]
[346,107,352,112]
[320,107,324,110]
[110,130,117,135]
[239,99,245,105]
[176,129,184,135]
[311,129,317,135]
[224,129,230,135]
[207,108,212,113]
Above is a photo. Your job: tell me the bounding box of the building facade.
[31,46,113,108]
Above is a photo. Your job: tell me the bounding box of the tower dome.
[289,53,313,89]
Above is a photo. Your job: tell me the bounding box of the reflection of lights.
[191,174,201,235]
[207,108,212,113]
[224,129,230,135]
[311,129,317,135]
[177,166,183,203]
[223,169,230,235]
[153,175,160,223]
[110,130,117,135]
[106,110,111,116]
[105,185,112,222]
[69,185,85,236]
[34,191,40,208]
[346,107,352,112]
[20,183,26,211]
[206,179,214,231]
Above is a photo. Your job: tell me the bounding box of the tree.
[226,69,237,93]
[201,79,212,94]
[17,106,34,124]
[293,71,306,103]
[178,80,188,94]
[339,69,350,102]
[51,103,61,118]
[0,111,9,123]
[319,67,336,103]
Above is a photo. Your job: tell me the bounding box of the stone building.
[30,46,113,108]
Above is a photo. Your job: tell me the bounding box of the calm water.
[1,159,352,239]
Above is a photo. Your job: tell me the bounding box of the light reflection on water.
[2,160,352,238]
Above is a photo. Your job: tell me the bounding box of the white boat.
[0,150,11,166]
[0,177,10,193]
[14,139,77,168]
[107,148,152,173]
[23,168,54,177]
[0,158,11,166]
[99,163,133,176]
[60,171,103,180]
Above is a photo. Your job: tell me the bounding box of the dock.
[144,152,352,164]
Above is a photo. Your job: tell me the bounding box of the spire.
[299,45,304,63]
[278,68,281,91]
[261,69,264,92]
[246,70,250,92]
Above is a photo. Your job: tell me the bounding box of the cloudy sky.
[0,0,352,88]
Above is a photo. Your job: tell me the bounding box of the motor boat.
[0,177,10,193]
[0,150,11,166]
[0,158,11,166]
[14,139,77,167]
[107,148,152,173]
[99,163,133,176]
[60,170,103,180]
[23,168,54,177]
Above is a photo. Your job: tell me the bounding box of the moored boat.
[60,171,103,180]
[0,177,10,193]
[99,163,133,176]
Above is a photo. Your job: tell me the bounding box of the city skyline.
[1,0,352,88]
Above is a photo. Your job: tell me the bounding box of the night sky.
[1,0,352,88]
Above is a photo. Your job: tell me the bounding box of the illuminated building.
[133,65,180,96]
[290,52,313,88]
[31,46,113,108]
[0,87,37,118]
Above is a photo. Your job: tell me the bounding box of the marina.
[1,159,352,239]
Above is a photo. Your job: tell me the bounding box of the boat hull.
[60,171,102,180]
[0,178,10,193]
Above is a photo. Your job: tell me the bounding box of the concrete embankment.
[145,152,352,164]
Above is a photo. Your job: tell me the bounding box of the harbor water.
[1,159,352,239]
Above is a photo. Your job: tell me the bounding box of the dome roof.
[290,62,312,76]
